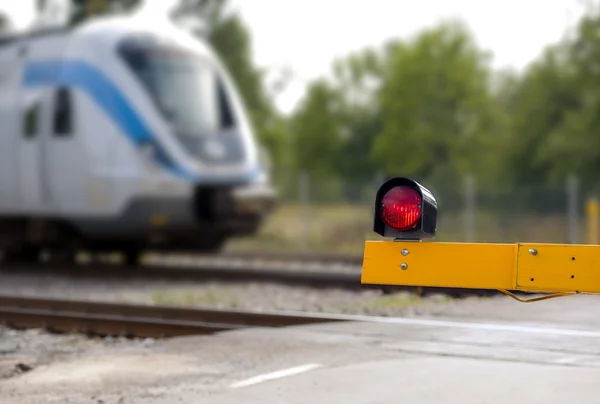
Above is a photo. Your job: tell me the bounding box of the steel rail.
[0,295,348,338]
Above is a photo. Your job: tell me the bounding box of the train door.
[44,85,87,216]
[18,88,49,214]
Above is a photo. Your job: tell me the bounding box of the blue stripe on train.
[22,60,194,179]
[22,60,260,183]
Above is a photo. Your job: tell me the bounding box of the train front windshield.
[118,37,239,146]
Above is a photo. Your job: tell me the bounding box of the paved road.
[202,294,600,404]
[4,293,600,403]
[207,357,600,404]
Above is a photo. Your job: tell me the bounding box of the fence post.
[566,175,579,244]
[463,174,476,243]
[586,197,599,245]
[299,171,310,251]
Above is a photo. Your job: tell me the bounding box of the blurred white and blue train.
[0,16,276,264]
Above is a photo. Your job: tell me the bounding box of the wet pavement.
[2,293,600,403]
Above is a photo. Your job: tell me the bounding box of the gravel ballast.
[0,270,474,317]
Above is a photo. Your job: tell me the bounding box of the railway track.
[0,255,500,297]
[0,295,348,338]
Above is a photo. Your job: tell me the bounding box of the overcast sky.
[0,0,590,114]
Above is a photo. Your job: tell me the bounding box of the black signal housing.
[373,177,437,240]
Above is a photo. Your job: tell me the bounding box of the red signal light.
[380,186,422,231]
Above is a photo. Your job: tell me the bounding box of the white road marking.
[274,311,600,338]
[230,363,323,389]
[344,315,600,337]
[555,356,587,364]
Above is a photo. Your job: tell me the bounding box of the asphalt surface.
[3,293,600,403]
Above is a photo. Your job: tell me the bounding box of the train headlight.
[254,168,269,185]
[373,177,437,240]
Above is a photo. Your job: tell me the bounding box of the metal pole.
[464,174,476,243]
[299,171,309,251]
[566,175,579,244]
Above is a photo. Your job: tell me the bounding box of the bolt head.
[529,249,538,256]
[400,262,408,270]
[401,249,409,256]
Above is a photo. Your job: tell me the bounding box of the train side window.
[217,79,236,130]
[53,87,73,136]
[23,102,39,139]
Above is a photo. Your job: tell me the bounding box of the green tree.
[503,44,579,187]
[282,46,386,201]
[500,8,600,188]
[331,47,384,189]
[372,21,499,188]
[538,9,600,185]
[288,79,344,200]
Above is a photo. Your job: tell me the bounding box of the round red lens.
[380,186,422,231]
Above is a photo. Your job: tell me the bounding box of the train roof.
[0,15,214,58]
[0,26,70,47]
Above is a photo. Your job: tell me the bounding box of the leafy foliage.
[374,21,497,181]
[37,0,141,26]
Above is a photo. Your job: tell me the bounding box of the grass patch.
[358,292,426,309]
[228,203,374,255]
[151,290,241,308]
[227,202,579,255]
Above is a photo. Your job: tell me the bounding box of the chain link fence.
[228,172,599,255]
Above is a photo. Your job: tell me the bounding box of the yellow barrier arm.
[361,241,600,297]
[360,177,600,300]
